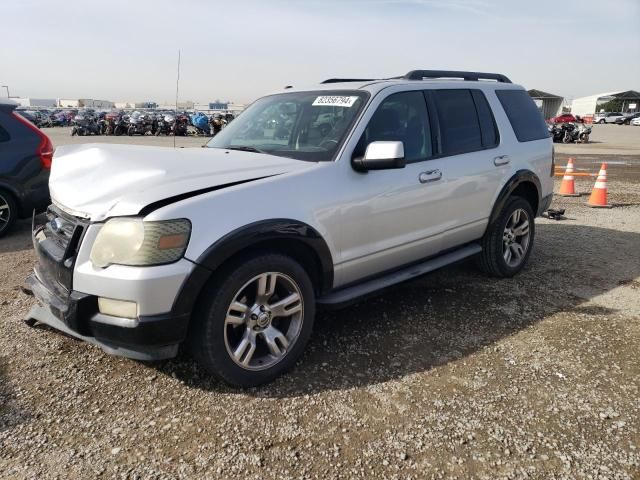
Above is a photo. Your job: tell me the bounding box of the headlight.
[90,218,191,268]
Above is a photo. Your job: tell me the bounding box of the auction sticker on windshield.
[312,96,359,107]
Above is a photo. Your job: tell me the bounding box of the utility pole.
[1,85,9,98]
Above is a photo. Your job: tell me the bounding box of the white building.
[13,97,57,107]
[59,99,80,107]
[80,99,114,109]
[114,102,137,109]
[571,90,640,116]
[58,99,114,109]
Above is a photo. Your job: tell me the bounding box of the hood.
[50,143,314,221]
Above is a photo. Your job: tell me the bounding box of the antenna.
[174,49,181,149]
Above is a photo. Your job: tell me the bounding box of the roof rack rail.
[403,70,511,83]
[320,78,376,84]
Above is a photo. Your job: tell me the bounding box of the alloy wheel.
[0,194,11,233]
[502,208,531,267]
[224,272,304,371]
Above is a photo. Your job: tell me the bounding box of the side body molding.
[195,219,335,293]
[488,169,541,226]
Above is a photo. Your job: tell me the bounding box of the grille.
[44,205,84,251]
[34,205,88,293]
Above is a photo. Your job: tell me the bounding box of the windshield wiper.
[225,145,267,154]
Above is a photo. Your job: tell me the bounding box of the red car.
[550,113,583,123]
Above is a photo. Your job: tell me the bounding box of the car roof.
[268,70,523,96]
[273,78,525,97]
[0,98,18,112]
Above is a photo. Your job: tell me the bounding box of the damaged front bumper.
[24,208,189,361]
[25,272,185,361]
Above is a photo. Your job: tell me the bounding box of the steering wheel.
[319,139,338,149]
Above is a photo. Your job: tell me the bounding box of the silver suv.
[594,112,624,124]
[26,70,553,387]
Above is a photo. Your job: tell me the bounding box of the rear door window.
[496,89,549,142]
[432,89,482,155]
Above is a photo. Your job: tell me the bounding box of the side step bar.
[317,243,482,307]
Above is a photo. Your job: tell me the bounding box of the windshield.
[206,90,369,161]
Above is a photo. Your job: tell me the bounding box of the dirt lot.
[1,130,639,479]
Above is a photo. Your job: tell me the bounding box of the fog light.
[98,298,138,319]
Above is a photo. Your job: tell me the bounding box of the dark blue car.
[0,98,52,237]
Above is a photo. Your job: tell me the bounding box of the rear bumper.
[25,271,187,361]
[18,169,50,218]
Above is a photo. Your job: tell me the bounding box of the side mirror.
[352,141,406,172]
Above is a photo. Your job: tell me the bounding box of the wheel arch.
[171,219,335,321]
[0,182,21,210]
[487,170,541,229]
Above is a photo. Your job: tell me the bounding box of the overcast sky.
[1,0,638,104]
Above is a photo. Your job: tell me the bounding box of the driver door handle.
[419,169,442,184]
[494,155,510,166]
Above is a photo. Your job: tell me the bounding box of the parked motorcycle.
[174,113,189,136]
[576,123,592,143]
[561,123,579,143]
[190,112,211,136]
[52,111,70,126]
[210,113,224,136]
[155,113,176,136]
[127,111,153,136]
[548,123,564,143]
[71,110,101,136]
[37,111,54,128]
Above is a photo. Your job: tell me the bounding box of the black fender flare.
[488,170,541,226]
[170,219,335,319]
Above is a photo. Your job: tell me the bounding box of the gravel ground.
[1,139,639,478]
[553,123,640,156]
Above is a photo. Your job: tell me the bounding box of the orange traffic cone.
[587,163,612,208]
[558,158,580,196]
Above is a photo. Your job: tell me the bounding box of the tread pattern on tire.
[478,196,535,278]
[188,252,315,388]
[0,190,18,238]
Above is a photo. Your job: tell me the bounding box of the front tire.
[478,196,535,277]
[189,253,316,387]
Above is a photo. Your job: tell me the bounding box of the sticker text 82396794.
[312,96,359,107]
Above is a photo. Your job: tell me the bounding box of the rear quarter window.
[470,90,499,148]
[496,90,548,142]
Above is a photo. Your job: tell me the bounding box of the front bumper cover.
[25,272,188,361]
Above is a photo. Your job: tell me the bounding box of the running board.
[318,243,482,307]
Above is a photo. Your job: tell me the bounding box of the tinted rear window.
[496,90,548,142]
[433,89,482,155]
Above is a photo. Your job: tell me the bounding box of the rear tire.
[477,196,535,278]
[0,190,18,238]
[188,253,316,387]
